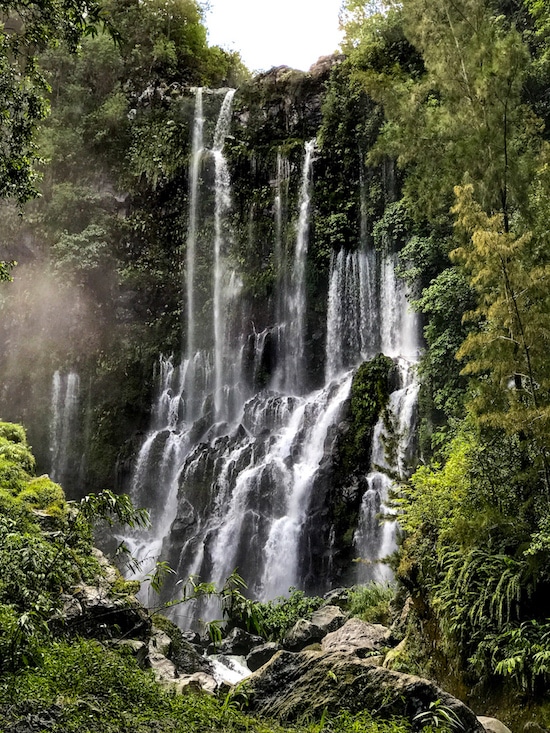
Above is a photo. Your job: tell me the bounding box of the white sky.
[205,0,344,73]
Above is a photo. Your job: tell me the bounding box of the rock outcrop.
[244,649,483,732]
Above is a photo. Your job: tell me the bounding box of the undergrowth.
[0,638,415,733]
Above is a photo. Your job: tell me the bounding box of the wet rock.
[246,642,282,672]
[209,627,265,656]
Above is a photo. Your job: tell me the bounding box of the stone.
[181,630,201,645]
[310,605,347,634]
[67,583,151,640]
[322,588,351,609]
[149,628,172,657]
[246,642,282,672]
[209,627,265,656]
[171,637,214,676]
[170,672,218,695]
[478,717,513,733]
[113,639,149,668]
[283,619,325,651]
[149,650,178,682]
[244,649,483,732]
[321,618,392,657]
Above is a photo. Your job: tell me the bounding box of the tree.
[0,1,110,203]
[1,1,110,281]
[451,183,550,491]
[362,0,535,224]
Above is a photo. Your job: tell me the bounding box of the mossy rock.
[338,354,394,475]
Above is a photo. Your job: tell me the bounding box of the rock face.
[245,649,484,732]
[59,585,151,640]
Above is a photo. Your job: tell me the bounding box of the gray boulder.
[321,617,392,657]
[478,717,513,733]
[283,619,325,651]
[244,649,483,732]
[310,605,347,634]
[170,672,218,695]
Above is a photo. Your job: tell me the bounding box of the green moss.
[0,437,35,475]
[19,476,66,513]
[340,354,394,475]
[0,422,27,444]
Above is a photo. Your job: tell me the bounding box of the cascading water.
[185,87,204,395]
[50,370,80,487]
[121,88,421,627]
[212,89,237,421]
[275,140,315,395]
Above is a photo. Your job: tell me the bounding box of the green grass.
[348,583,395,626]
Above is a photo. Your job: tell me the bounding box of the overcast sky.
[205,0,344,73]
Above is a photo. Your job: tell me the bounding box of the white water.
[276,140,315,395]
[186,87,204,370]
[50,370,80,486]
[212,89,236,420]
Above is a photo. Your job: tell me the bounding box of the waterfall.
[212,89,236,421]
[185,87,204,402]
[50,370,80,486]
[119,91,422,626]
[274,152,290,327]
[166,370,353,628]
[122,355,189,596]
[353,357,420,583]
[276,140,315,395]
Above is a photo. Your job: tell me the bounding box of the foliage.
[470,619,550,694]
[0,637,415,733]
[348,582,395,625]
[0,422,153,672]
[451,183,550,490]
[413,699,465,732]
[226,588,325,643]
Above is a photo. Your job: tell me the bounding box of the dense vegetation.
[334,0,550,717]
